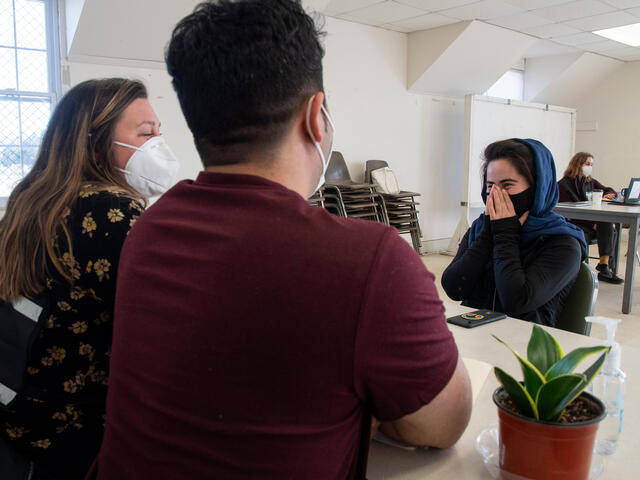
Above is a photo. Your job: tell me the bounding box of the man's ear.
[305,92,325,144]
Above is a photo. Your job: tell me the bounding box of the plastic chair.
[555,263,598,336]
[321,152,385,223]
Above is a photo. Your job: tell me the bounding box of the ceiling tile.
[394,0,479,11]
[390,12,460,30]
[584,38,632,51]
[340,0,430,24]
[602,45,640,58]
[505,0,576,8]
[601,45,640,54]
[565,10,639,30]
[519,22,582,38]
[336,13,380,26]
[601,0,640,7]
[627,6,640,15]
[552,31,609,45]
[533,0,616,22]
[487,12,553,29]
[440,0,524,20]
[324,0,385,15]
[524,39,580,57]
[380,23,414,32]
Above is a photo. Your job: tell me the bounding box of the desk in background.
[554,202,640,314]
[367,302,638,479]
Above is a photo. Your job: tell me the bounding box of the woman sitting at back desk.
[558,152,623,284]
[442,139,587,327]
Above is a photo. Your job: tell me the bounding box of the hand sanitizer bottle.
[586,316,625,455]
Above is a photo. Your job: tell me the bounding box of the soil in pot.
[497,391,602,423]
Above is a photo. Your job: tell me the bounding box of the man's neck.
[204,163,309,198]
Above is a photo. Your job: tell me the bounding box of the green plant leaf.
[545,346,610,380]
[493,334,546,399]
[536,374,585,422]
[527,325,564,375]
[560,351,609,417]
[580,351,609,387]
[494,367,538,419]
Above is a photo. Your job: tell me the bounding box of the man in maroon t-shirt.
[95,1,471,478]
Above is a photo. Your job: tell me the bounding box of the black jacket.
[558,176,616,203]
[441,215,583,327]
[558,176,617,230]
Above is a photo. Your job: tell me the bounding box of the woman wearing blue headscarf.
[441,138,587,327]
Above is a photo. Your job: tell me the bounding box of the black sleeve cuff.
[491,216,521,235]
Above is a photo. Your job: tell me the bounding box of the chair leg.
[410,230,422,255]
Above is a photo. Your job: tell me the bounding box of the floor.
[422,230,640,351]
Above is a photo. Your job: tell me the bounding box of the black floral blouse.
[0,186,143,479]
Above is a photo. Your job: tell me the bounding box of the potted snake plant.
[493,325,609,480]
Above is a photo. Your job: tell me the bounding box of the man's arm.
[379,356,472,448]
[355,229,472,450]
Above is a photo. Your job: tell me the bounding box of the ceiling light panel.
[594,21,640,45]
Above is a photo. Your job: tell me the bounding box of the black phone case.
[446,310,507,328]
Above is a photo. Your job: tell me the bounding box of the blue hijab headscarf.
[468,138,587,257]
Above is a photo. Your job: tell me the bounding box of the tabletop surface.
[555,202,640,217]
[367,302,637,479]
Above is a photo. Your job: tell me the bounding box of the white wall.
[574,61,640,192]
[64,17,465,243]
[324,17,464,242]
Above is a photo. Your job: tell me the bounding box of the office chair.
[555,263,598,336]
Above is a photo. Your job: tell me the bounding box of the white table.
[554,202,640,314]
[367,302,638,479]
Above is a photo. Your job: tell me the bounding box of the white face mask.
[582,165,593,177]
[114,136,180,198]
[305,95,336,194]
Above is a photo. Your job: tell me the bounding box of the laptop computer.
[625,177,640,203]
[605,177,640,205]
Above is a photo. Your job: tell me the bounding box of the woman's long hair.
[563,152,593,181]
[0,78,147,301]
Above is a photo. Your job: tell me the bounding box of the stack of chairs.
[315,152,388,224]
[308,152,423,255]
[308,188,346,217]
[364,160,422,254]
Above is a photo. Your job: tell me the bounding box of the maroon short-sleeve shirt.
[96,172,458,479]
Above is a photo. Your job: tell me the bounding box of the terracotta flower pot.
[493,387,606,480]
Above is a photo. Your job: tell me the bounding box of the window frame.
[0,0,62,207]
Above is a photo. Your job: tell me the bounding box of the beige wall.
[575,61,640,192]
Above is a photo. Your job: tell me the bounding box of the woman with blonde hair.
[558,152,622,284]
[0,78,178,479]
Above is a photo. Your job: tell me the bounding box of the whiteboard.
[463,94,576,208]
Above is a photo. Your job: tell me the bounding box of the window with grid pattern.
[0,0,60,200]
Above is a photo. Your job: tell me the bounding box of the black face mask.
[509,187,534,218]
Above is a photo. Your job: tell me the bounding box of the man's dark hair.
[482,139,536,188]
[166,0,325,166]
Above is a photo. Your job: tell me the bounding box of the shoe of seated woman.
[596,263,624,284]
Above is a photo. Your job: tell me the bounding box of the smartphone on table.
[447,309,507,328]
